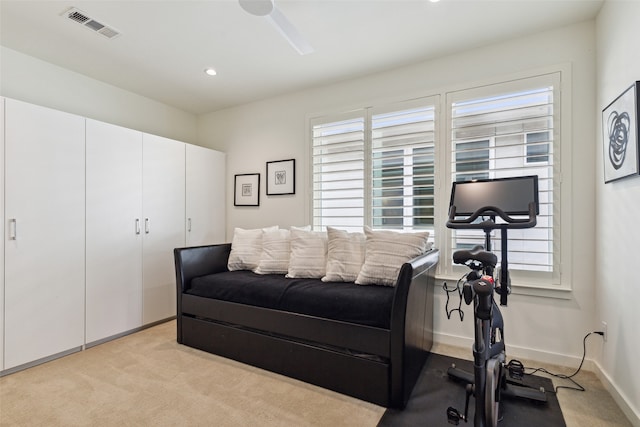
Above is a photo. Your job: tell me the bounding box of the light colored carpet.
[0,321,383,426]
[0,321,633,426]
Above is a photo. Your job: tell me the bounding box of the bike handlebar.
[447,201,537,306]
[446,202,537,230]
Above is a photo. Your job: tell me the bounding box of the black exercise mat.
[378,353,565,427]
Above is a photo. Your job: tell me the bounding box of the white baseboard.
[592,360,640,427]
[434,332,596,371]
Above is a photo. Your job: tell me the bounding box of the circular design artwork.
[606,110,630,170]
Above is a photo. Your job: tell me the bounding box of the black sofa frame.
[174,243,439,408]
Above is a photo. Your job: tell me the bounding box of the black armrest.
[174,243,231,292]
[175,243,232,344]
[388,248,440,407]
[389,249,439,333]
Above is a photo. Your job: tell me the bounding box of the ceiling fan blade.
[239,0,273,17]
[267,7,314,55]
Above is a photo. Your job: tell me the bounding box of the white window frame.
[441,71,570,295]
[308,66,573,297]
[309,97,438,237]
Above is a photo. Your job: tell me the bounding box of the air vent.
[61,7,121,39]
[68,10,90,24]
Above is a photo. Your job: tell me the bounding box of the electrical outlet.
[601,321,607,342]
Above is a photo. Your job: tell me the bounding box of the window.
[311,98,436,233]
[371,106,436,230]
[454,139,490,182]
[310,72,563,288]
[448,75,559,281]
[525,131,551,163]
[311,113,365,231]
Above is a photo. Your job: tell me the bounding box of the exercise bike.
[444,176,547,427]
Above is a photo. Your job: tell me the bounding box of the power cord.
[442,278,605,394]
[518,331,604,393]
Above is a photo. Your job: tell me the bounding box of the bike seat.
[453,246,498,267]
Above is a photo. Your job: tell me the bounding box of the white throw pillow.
[227,226,279,271]
[322,227,365,283]
[254,228,292,275]
[286,228,328,279]
[292,224,312,231]
[355,226,431,286]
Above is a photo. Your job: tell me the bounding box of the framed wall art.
[234,173,260,206]
[266,159,295,195]
[602,81,640,183]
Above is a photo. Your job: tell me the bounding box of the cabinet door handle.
[188,218,192,232]
[135,218,141,235]
[145,218,150,234]
[9,218,17,240]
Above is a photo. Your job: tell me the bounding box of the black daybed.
[174,243,439,408]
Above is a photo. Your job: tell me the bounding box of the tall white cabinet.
[142,134,186,325]
[4,99,86,370]
[85,124,187,344]
[86,119,144,344]
[0,98,5,371]
[186,144,226,246]
[2,98,225,372]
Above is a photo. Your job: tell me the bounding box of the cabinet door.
[4,99,85,369]
[142,134,185,325]
[186,144,226,246]
[0,97,5,371]
[86,119,143,344]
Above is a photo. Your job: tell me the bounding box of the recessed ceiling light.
[204,68,217,76]
[430,0,440,3]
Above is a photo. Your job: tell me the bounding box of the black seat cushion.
[187,270,395,329]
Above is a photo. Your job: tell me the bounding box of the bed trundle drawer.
[181,316,391,406]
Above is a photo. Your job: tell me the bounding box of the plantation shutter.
[450,82,557,276]
[370,104,436,231]
[311,112,365,232]
[311,98,437,234]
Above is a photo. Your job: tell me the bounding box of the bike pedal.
[446,407,463,425]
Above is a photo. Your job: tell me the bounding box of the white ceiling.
[1,0,603,115]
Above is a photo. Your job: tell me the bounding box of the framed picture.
[234,173,260,206]
[602,81,640,183]
[266,159,295,195]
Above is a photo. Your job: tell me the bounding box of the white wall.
[596,1,640,424]
[199,19,599,370]
[0,47,197,144]
[5,11,634,422]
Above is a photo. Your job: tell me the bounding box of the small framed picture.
[602,81,640,183]
[234,173,260,206]
[266,159,295,195]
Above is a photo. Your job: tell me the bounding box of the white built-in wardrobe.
[0,97,226,373]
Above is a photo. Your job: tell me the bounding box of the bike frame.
[472,280,505,426]
[446,195,539,426]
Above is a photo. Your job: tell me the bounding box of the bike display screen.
[449,175,539,216]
